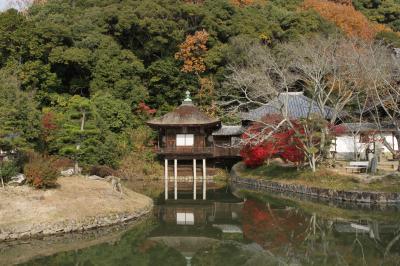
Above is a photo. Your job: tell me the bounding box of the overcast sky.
[0,1,9,11]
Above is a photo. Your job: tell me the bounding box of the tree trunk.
[74,161,80,175]
[353,136,358,161]
[80,111,85,131]
[309,154,317,172]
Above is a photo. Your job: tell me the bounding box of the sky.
[0,1,9,11]
[0,0,27,12]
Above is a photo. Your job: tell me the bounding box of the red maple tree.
[39,111,58,154]
[241,116,306,167]
[137,102,156,115]
[240,115,345,168]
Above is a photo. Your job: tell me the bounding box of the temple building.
[240,91,398,160]
[147,91,242,200]
[148,91,399,200]
[240,91,337,125]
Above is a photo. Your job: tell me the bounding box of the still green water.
[1,188,400,266]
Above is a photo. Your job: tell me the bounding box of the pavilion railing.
[155,146,214,154]
[154,146,241,157]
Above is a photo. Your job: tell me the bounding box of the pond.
[1,188,400,266]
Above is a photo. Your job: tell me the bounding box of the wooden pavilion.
[147,91,242,200]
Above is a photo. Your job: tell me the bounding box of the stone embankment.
[0,176,153,241]
[230,163,400,204]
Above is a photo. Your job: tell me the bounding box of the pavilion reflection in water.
[150,199,244,264]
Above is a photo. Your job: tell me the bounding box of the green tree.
[54,95,96,173]
[0,71,41,153]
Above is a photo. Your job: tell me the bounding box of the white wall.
[382,134,399,152]
[334,135,365,153]
[332,133,398,159]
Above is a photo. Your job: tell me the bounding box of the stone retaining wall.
[230,163,400,204]
[0,204,153,241]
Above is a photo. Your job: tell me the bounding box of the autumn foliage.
[242,199,307,249]
[240,115,345,168]
[230,0,267,7]
[241,122,305,168]
[185,0,266,7]
[328,0,352,5]
[303,0,395,41]
[137,102,156,115]
[24,153,58,189]
[230,0,254,7]
[39,111,58,153]
[175,30,209,74]
[41,112,57,136]
[240,115,305,167]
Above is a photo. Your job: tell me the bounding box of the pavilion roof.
[147,91,220,127]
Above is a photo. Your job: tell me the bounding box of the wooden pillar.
[202,158,206,200]
[158,131,160,149]
[193,159,197,200]
[174,159,178,200]
[164,159,168,200]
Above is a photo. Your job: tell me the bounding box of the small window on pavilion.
[176,212,194,225]
[176,134,194,146]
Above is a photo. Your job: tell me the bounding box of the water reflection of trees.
[20,221,187,266]
[15,195,400,266]
[242,198,400,265]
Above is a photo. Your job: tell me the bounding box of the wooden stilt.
[202,158,206,200]
[164,159,168,200]
[174,159,178,200]
[193,159,197,200]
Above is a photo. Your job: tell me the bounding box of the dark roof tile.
[241,92,337,121]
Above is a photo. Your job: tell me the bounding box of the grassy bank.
[0,176,153,241]
[236,162,400,193]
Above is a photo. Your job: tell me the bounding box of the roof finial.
[184,90,192,102]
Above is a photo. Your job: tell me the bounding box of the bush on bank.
[24,154,58,189]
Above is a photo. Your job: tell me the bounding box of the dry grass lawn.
[237,161,400,193]
[0,176,153,238]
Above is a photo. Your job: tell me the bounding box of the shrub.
[24,155,58,189]
[0,161,20,183]
[52,157,74,171]
[90,165,115,178]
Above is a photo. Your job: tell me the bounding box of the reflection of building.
[154,201,243,227]
[151,200,244,265]
[333,221,400,241]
